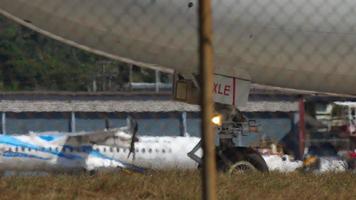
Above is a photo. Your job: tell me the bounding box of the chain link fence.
[0,0,356,185]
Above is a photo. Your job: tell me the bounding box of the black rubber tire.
[218,147,269,172]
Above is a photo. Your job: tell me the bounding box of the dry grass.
[0,171,355,200]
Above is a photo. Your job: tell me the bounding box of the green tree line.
[0,16,167,92]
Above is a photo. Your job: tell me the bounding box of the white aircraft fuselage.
[0,133,201,173]
[1,0,356,95]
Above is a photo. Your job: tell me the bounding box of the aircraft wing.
[66,128,134,147]
[30,117,138,147]
[29,128,134,147]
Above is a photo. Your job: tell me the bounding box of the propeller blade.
[127,116,138,160]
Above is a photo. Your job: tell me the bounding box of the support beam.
[298,97,306,158]
[198,0,217,199]
[1,112,5,134]
[129,64,133,91]
[71,112,76,133]
[180,112,188,136]
[155,70,160,93]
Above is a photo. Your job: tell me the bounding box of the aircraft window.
[110,147,113,153]
[168,149,172,153]
[28,147,32,152]
[135,148,139,153]
[63,147,69,152]
[40,147,45,151]
[162,149,166,153]
[155,149,159,153]
[8,147,12,152]
[21,147,25,152]
[123,148,126,153]
[103,147,106,153]
[55,147,59,152]
[148,149,152,153]
[116,148,120,153]
[49,147,52,152]
[84,147,91,153]
[95,147,99,152]
[142,148,146,153]
[15,147,18,152]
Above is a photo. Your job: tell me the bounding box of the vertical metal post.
[298,97,305,158]
[198,0,217,199]
[129,64,133,91]
[1,112,6,134]
[71,112,76,133]
[92,78,97,92]
[155,70,160,93]
[180,112,188,136]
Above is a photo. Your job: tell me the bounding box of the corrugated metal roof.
[0,99,298,113]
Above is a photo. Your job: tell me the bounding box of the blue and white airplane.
[0,118,202,175]
[0,123,305,174]
[0,118,146,174]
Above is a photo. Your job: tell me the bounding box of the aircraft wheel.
[227,161,257,174]
[218,147,269,173]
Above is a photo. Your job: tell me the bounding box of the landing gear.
[227,161,256,174]
[193,147,268,173]
[217,147,268,173]
[175,74,268,173]
[188,104,269,173]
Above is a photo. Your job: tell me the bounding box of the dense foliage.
[0,16,165,92]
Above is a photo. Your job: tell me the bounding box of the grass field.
[0,171,355,200]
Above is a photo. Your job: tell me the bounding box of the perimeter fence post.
[198,0,217,199]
